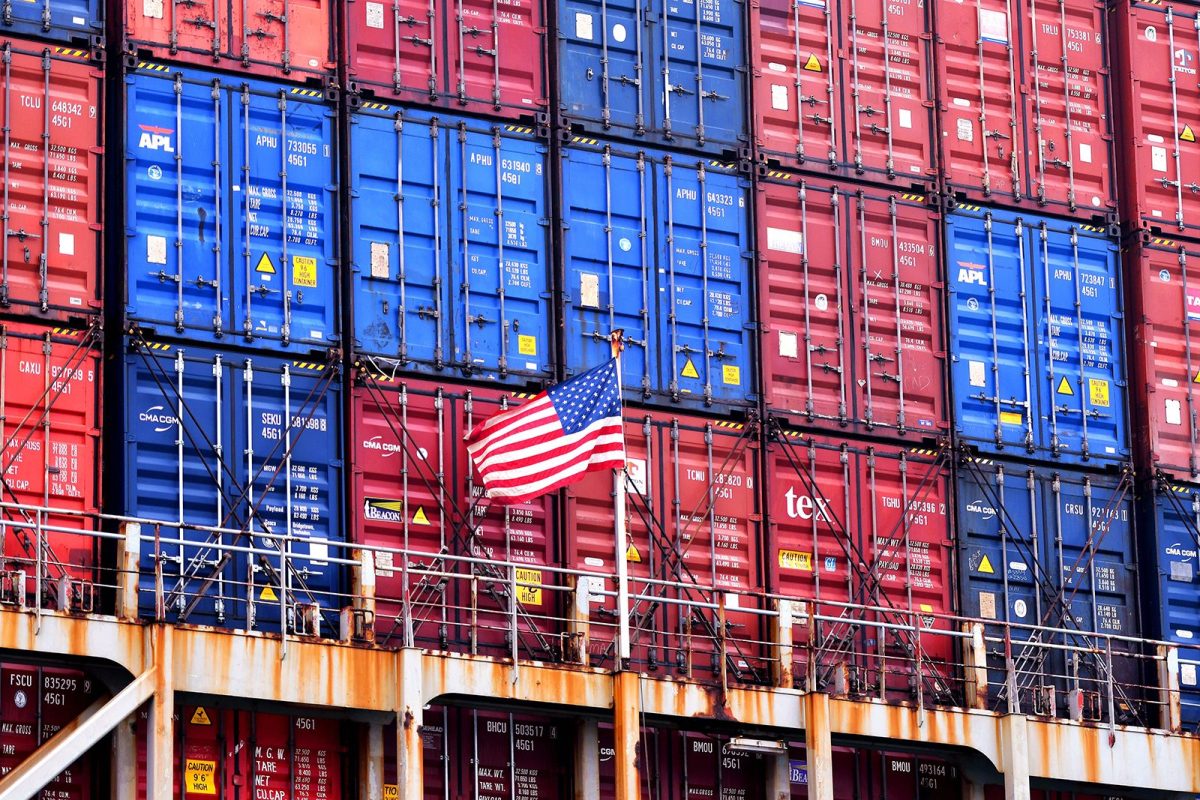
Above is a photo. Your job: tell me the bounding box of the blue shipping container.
[348,104,553,385]
[559,136,755,411]
[124,63,339,352]
[0,0,102,44]
[946,205,1128,466]
[557,0,748,154]
[122,340,344,635]
[957,457,1140,720]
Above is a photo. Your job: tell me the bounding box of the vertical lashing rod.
[833,189,848,420]
[792,1,807,160]
[1003,0,1021,198]
[244,358,256,629]
[491,0,502,106]
[399,384,414,645]
[693,4,707,143]
[281,364,293,654]
[1029,0,1048,202]
[849,0,864,170]
[395,113,408,363]
[38,50,49,312]
[665,157,680,397]
[984,212,1003,441]
[1057,0,1077,209]
[1039,223,1060,453]
[1167,10,1187,228]
[0,45,9,305]
[174,75,186,331]
[211,80,224,335]
[600,0,612,125]
[458,124,473,370]
[492,128,509,376]
[800,183,816,418]
[973,0,994,194]
[823,0,838,166]
[1070,228,1091,457]
[661,3,674,136]
[278,91,292,346]
[698,162,713,403]
[242,85,254,337]
[174,350,187,614]
[890,197,906,431]
[858,195,875,426]
[1181,249,1199,475]
[431,119,444,367]
[638,152,651,395]
[881,0,896,177]
[1016,220,1036,449]
[213,354,225,621]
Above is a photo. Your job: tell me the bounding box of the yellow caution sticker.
[977,554,995,575]
[383,787,399,800]
[779,549,814,572]
[515,568,543,605]
[255,252,276,275]
[412,506,430,525]
[804,54,822,72]
[1088,378,1110,407]
[184,759,217,795]
[722,364,741,386]
[1056,376,1074,396]
[625,543,641,563]
[518,334,537,356]
[999,411,1023,426]
[1193,369,1200,384]
[1183,125,1196,142]
[681,358,699,379]
[189,707,213,726]
[260,585,279,602]
[292,255,317,288]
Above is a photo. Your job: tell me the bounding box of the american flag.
[465,359,625,505]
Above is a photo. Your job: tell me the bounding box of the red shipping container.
[0,663,98,797]
[936,0,1116,218]
[351,371,560,659]
[788,747,960,800]
[344,0,547,121]
[765,429,956,703]
[1112,0,1200,237]
[123,0,335,82]
[383,705,447,799]
[599,727,765,800]
[565,411,767,685]
[0,323,101,613]
[750,0,937,188]
[0,40,102,323]
[757,172,946,440]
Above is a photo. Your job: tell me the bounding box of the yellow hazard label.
[292,255,317,288]
[999,411,1023,426]
[1183,125,1196,142]
[681,359,699,379]
[804,54,822,71]
[779,549,814,572]
[515,568,543,605]
[518,334,537,356]
[189,707,212,726]
[722,364,741,386]
[977,555,995,575]
[626,543,641,563]
[383,787,399,800]
[1193,369,1200,384]
[184,759,217,795]
[412,506,430,525]
[260,585,279,602]
[919,604,933,613]
[255,252,276,275]
[1056,376,1074,396]
[1088,378,1110,407]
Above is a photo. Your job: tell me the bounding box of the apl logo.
[139,405,178,433]
[958,267,987,286]
[138,124,175,153]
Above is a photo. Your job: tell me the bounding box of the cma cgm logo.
[784,487,832,521]
[138,124,175,152]
[966,500,996,520]
[139,405,178,433]
[1166,542,1199,558]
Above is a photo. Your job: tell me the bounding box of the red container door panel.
[0,42,102,321]
[598,724,664,800]
[125,0,334,80]
[1022,0,1113,214]
[849,190,945,437]
[751,0,839,168]
[0,325,101,610]
[177,705,234,800]
[677,732,767,800]
[344,0,438,101]
[0,666,38,782]
[842,0,936,185]
[351,373,558,660]
[383,706,447,799]
[460,709,570,800]
[936,0,1023,202]
[251,713,343,800]
[449,0,546,116]
[758,176,848,425]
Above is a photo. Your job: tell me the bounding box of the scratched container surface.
[559,136,755,412]
[757,171,945,439]
[749,0,938,188]
[786,747,961,800]
[121,339,344,635]
[348,103,552,387]
[598,726,766,800]
[935,0,1116,218]
[123,0,335,82]
[0,39,103,322]
[765,428,957,704]
[0,323,101,613]
[349,370,560,659]
[956,457,1141,721]
[123,62,339,352]
[344,0,547,120]
[0,662,99,797]
[556,0,749,155]
[945,205,1128,466]
[565,410,766,684]
[382,706,447,799]
[0,0,101,44]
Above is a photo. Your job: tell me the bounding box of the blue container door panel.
[349,111,443,365]
[126,74,229,339]
[560,145,656,397]
[1,0,101,42]
[233,84,338,349]
[658,159,752,407]
[1030,224,1127,463]
[127,345,239,628]
[558,0,646,132]
[949,214,1036,452]
[235,359,343,634]
[652,0,745,148]
[449,125,552,381]
[1153,485,1200,727]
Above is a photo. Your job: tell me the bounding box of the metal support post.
[615,470,631,665]
[772,599,795,689]
[397,648,425,800]
[963,622,989,710]
[148,626,175,800]
[765,749,793,800]
[803,693,833,800]
[575,719,600,800]
[1158,644,1182,733]
[117,522,141,619]
[613,671,641,800]
[345,549,377,644]
[1000,714,1031,800]
[111,715,138,800]
[567,575,593,665]
[961,777,987,800]
[360,722,385,800]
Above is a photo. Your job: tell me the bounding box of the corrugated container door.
[448,0,546,116]
[0,41,103,322]
[676,733,766,800]
[0,0,102,44]
[460,710,570,799]
[343,0,439,104]
[557,0,646,135]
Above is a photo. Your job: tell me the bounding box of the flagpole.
[610,330,631,666]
